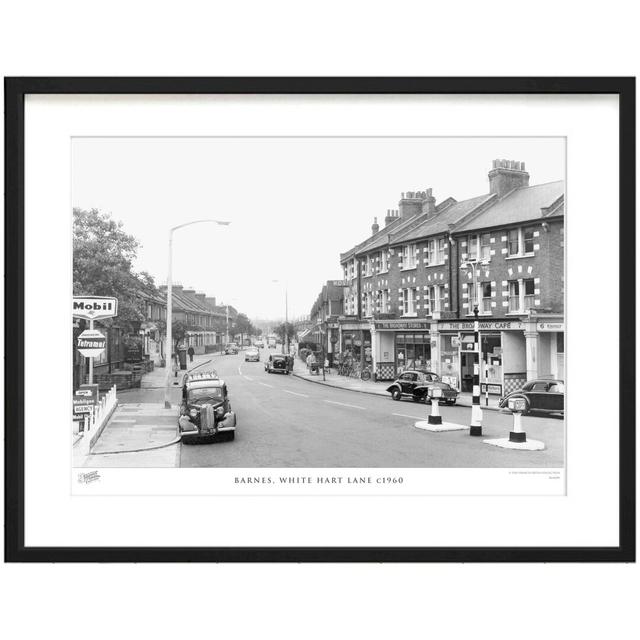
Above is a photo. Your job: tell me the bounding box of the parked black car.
[265,353,291,374]
[178,371,237,443]
[499,379,564,416]
[386,370,458,404]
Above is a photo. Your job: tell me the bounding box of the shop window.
[508,229,520,256]
[557,332,564,353]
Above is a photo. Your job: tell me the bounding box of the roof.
[186,379,225,390]
[453,181,564,233]
[391,193,495,245]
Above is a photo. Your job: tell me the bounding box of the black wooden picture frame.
[4,77,635,562]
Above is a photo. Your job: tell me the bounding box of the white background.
[1,2,638,640]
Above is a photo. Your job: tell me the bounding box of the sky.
[72,137,565,321]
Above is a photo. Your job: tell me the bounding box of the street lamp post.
[164,219,230,409]
[460,259,488,436]
[272,280,289,355]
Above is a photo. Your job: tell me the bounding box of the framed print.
[4,77,635,562]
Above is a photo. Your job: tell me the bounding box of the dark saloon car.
[386,370,458,404]
[265,353,291,374]
[178,371,237,443]
[499,379,564,416]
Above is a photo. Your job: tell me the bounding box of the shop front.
[437,319,525,395]
[372,319,432,381]
[339,321,372,374]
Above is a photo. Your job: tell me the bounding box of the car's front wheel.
[391,388,402,401]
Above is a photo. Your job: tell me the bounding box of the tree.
[234,313,255,347]
[274,322,295,345]
[73,208,157,333]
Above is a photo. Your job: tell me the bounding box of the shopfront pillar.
[524,328,540,381]
[429,323,440,375]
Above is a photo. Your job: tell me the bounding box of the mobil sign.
[73,296,118,320]
[77,329,106,357]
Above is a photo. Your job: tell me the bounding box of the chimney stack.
[205,296,217,308]
[371,217,379,234]
[398,191,423,219]
[384,209,394,226]
[195,292,206,302]
[421,188,436,216]
[488,159,530,197]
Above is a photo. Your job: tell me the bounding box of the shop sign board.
[76,329,106,357]
[481,383,503,395]
[537,322,565,332]
[330,335,338,344]
[438,320,523,331]
[73,296,118,320]
[329,280,348,287]
[73,384,98,422]
[375,320,431,330]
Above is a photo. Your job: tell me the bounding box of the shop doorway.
[461,352,476,392]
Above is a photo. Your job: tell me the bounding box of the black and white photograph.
[71,137,566,478]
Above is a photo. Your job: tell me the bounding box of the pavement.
[290,357,501,410]
[84,348,564,468]
[81,353,214,467]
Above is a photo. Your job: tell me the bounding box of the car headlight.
[189,408,198,417]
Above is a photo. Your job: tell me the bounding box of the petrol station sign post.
[73,296,118,385]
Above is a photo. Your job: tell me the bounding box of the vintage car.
[223,342,239,355]
[244,347,260,362]
[499,379,565,416]
[178,371,237,443]
[254,340,264,348]
[386,370,458,404]
[265,353,292,374]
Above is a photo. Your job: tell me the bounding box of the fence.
[75,385,118,457]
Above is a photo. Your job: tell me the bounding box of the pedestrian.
[187,345,195,363]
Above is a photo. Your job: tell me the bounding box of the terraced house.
[337,159,565,397]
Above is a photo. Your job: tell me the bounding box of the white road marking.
[392,413,427,420]
[259,382,274,388]
[324,400,366,410]
[238,366,243,375]
[283,389,309,398]
[244,375,254,381]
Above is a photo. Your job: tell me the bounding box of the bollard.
[427,388,442,425]
[483,396,545,451]
[509,409,526,443]
[414,386,466,432]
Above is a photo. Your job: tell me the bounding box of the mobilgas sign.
[73,296,118,320]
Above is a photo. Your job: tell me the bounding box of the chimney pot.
[488,159,530,197]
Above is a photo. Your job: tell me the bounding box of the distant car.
[265,353,291,374]
[244,348,260,362]
[178,371,236,443]
[255,340,264,348]
[223,343,239,355]
[499,379,564,416]
[386,370,458,404]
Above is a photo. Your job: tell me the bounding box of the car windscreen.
[187,387,223,403]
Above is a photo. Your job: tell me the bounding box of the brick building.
[308,280,346,364]
[336,159,565,395]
